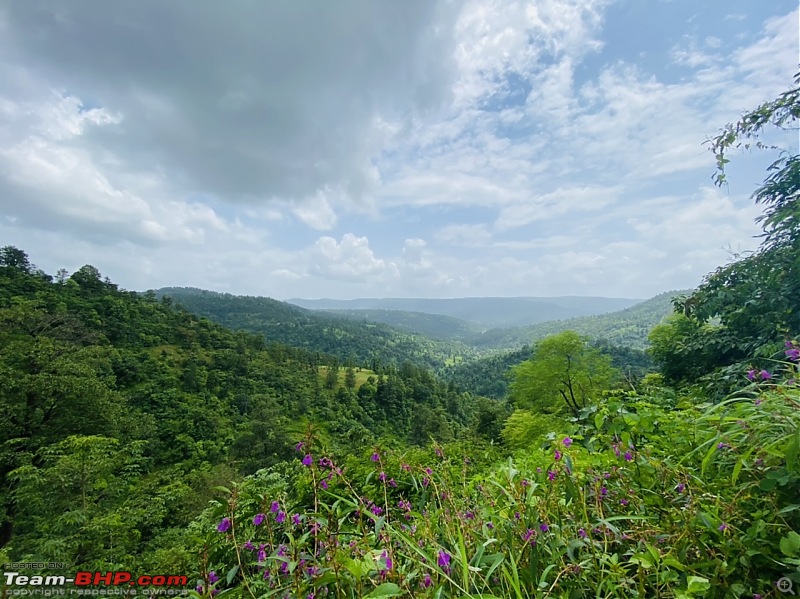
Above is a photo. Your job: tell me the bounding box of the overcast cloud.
[0,0,797,299]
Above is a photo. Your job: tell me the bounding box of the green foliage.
[510,331,618,417]
[655,73,800,388]
[0,249,476,568]
[196,370,800,598]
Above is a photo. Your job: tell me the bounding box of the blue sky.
[0,0,797,299]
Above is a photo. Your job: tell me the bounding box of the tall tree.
[509,331,617,417]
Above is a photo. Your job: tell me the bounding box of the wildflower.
[216,518,231,533]
[320,480,328,490]
[243,540,255,551]
[755,397,762,406]
[548,470,557,481]
[371,505,383,516]
[521,479,530,487]
[759,370,771,380]
[253,513,265,526]
[195,585,203,594]
[747,369,756,381]
[717,442,727,450]
[563,437,573,447]
[600,486,608,497]
[438,550,451,571]
[302,454,313,467]
[554,449,562,461]
[378,472,386,482]
[388,478,397,488]
[292,513,302,525]
[718,522,728,532]
[624,451,633,462]
[786,348,800,361]
[319,457,332,468]
[676,483,685,493]
[435,447,443,457]
[381,550,393,571]
[371,452,380,462]
[424,467,433,475]
[275,511,286,524]
[208,571,219,584]
[270,501,280,513]
[539,523,549,533]
[295,441,304,452]
[612,443,621,457]
[578,528,587,538]
[422,476,430,487]
[522,528,535,542]
[421,574,432,588]
[486,522,494,530]
[401,463,411,471]
[211,590,219,597]
[258,544,267,563]
[620,499,629,506]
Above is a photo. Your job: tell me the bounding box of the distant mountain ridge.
[287,296,643,328]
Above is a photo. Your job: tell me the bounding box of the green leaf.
[363,583,402,598]
[687,575,710,594]
[225,565,238,585]
[780,531,800,557]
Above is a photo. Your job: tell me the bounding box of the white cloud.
[309,234,399,282]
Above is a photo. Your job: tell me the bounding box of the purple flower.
[717,442,726,450]
[600,486,608,497]
[435,447,443,457]
[438,550,451,570]
[216,518,231,532]
[578,528,587,538]
[243,540,255,551]
[295,441,304,452]
[522,528,535,542]
[381,550,393,571]
[486,522,494,530]
[759,370,771,380]
[275,511,286,524]
[253,513,266,526]
[320,479,328,490]
[539,523,549,533]
[755,397,763,406]
[378,471,386,482]
[195,585,203,593]
[270,501,280,513]
[676,483,685,493]
[624,451,633,462]
[371,452,380,462]
[208,571,219,584]
[563,437,573,447]
[292,513,302,526]
[421,574,432,588]
[747,369,756,381]
[388,478,397,488]
[521,479,530,487]
[620,499,629,506]
[258,544,267,562]
[718,522,728,532]
[302,454,313,467]
[786,348,800,361]
[554,449,562,461]
[422,476,430,487]
[211,590,219,597]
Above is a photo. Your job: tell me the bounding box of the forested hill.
[156,287,477,370]
[468,290,689,350]
[288,295,641,327]
[322,308,482,341]
[0,247,485,566]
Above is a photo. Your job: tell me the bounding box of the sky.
[0,1,797,300]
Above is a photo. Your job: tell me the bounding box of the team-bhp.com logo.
[4,571,187,594]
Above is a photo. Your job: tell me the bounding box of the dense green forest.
[467,290,685,351]
[156,287,478,371]
[0,77,798,599]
